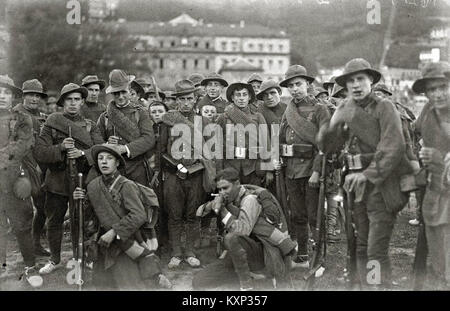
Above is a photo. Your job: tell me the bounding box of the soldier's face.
[63,92,83,115]
[316,93,328,101]
[217,179,240,203]
[149,104,167,124]
[129,88,140,105]
[206,81,223,99]
[250,81,262,93]
[0,86,13,109]
[201,105,217,121]
[97,151,120,176]
[346,73,373,101]
[23,92,43,111]
[232,89,250,109]
[177,93,196,113]
[112,89,130,107]
[164,98,177,110]
[86,83,101,103]
[146,93,158,104]
[424,78,450,110]
[262,88,281,108]
[286,77,308,99]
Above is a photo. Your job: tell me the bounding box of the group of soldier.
[0,56,449,291]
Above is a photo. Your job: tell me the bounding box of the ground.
[0,207,436,291]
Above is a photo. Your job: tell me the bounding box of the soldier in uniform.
[413,62,450,288]
[197,73,230,115]
[216,82,273,188]
[163,91,177,111]
[247,73,264,113]
[35,83,105,275]
[13,79,51,257]
[97,69,155,186]
[144,87,166,110]
[159,80,216,268]
[128,78,145,109]
[318,58,413,289]
[188,73,206,108]
[0,75,43,287]
[80,75,107,123]
[279,65,330,268]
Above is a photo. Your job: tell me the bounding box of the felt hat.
[322,76,336,91]
[144,87,166,100]
[247,73,263,84]
[373,83,392,96]
[0,75,23,97]
[188,73,205,87]
[91,143,126,171]
[56,83,88,106]
[280,65,315,87]
[81,75,106,90]
[335,58,381,87]
[22,79,48,98]
[173,79,197,97]
[200,72,228,87]
[256,79,281,100]
[226,82,256,103]
[105,69,131,94]
[412,61,450,94]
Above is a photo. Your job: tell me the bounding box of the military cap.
[22,79,48,98]
[144,87,166,100]
[247,73,263,84]
[226,82,256,103]
[81,75,106,90]
[335,58,381,87]
[322,76,336,91]
[188,73,205,87]
[412,61,450,94]
[106,69,131,94]
[256,79,281,100]
[173,79,197,97]
[200,72,229,87]
[56,83,88,106]
[0,75,22,96]
[373,83,392,96]
[164,91,176,99]
[91,143,126,171]
[313,87,328,98]
[280,65,315,87]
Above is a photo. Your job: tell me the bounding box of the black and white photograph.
[0,0,449,296]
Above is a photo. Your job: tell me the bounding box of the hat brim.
[315,91,328,98]
[105,84,130,95]
[56,87,88,107]
[280,74,315,88]
[0,82,23,97]
[226,83,256,103]
[201,78,229,87]
[412,75,448,94]
[130,80,145,97]
[335,69,381,87]
[144,91,166,101]
[82,80,106,90]
[331,85,347,98]
[91,144,126,171]
[247,79,263,84]
[256,86,281,100]
[23,90,48,99]
[322,82,335,90]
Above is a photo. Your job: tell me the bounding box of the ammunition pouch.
[280,144,313,159]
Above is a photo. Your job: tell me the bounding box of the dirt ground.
[0,207,439,291]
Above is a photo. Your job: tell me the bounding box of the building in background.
[123,13,290,89]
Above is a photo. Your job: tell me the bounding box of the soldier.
[279,65,330,269]
[80,75,107,123]
[247,73,264,113]
[13,79,51,257]
[216,82,273,188]
[128,78,145,108]
[256,80,286,128]
[314,87,328,101]
[46,96,58,115]
[35,83,104,275]
[97,69,155,186]
[318,58,413,289]
[188,72,206,106]
[0,75,43,287]
[143,87,166,110]
[159,79,216,268]
[197,72,230,115]
[134,77,152,93]
[412,62,450,288]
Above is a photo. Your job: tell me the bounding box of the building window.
[183,59,187,70]
[160,59,164,69]
[258,43,263,52]
[279,44,283,52]
[206,59,210,69]
[160,41,164,48]
[171,41,175,47]
[268,44,273,52]
[232,41,238,52]
[206,42,210,49]
[194,41,198,48]
[221,41,227,50]
[268,59,273,68]
[194,59,198,69]
[259,59,264,68]
[278,60,283,68]
[248,43,254,49]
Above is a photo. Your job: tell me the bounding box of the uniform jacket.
[197,95,230,114]
[415,102,450,226]
[80,101,106,123]
[34,112,104,196]
[280,96,330,179]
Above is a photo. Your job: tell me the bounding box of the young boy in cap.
[247,73,264,112]
[0,75,43,287]
[13,79,51,257]
[73,143,172,289]
[197,72,230,115]
[412,61,450,289]
[80,75,107,123]
[35,83,105,275]
[97,69,156,186]
[279,65,330,268]
[319,58,413,289]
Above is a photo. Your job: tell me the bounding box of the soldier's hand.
[212,194,225,214]
[61,137,75,150]
[419,147,442,167]
[308,171,320,188]
[264,172,274,187]
[344,172,367,193]
[67,148,84,159]
[108,136,120,145]
[73,187,86,200]
[98,229,116,248]
[272,159,282,171]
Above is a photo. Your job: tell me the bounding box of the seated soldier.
[192,167,297,291]
[73,143,172,290]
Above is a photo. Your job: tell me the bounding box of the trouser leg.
[184,173,204,257]
[164,172,184,258]
[286,177,308,255]
[44,192,69,264]
[0,207,8,266]
[32,191,47,248]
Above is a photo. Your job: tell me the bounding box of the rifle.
[151,76,161,102]
[304,151,327,289]
[412,186,427,290]
[275,158,290,231]
[76,173,84,290]
[66,126,78,259]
